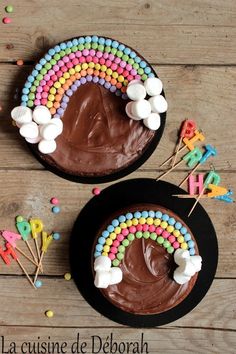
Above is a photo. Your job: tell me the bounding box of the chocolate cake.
[93,205,200,315]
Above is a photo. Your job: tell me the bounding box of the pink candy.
[63,56,69,63]
[148,225,155,232]
[72,58,79,66]
[69,53,75,60]
[113,240,120,247]
[156,227,163,235]
[96,51,103,58]
[82,49,89,56]
[92,187,100,196]
[117,67,123,75]
[66,62,73,69]
[136,224,143,232]
[108,253,115,260]
[142,224,149,232]
[75,51,82,58]
[89,49,95,57]
[117,234,124,242]
[168,235,175,243]
[99,58,105,65]
[122,228,129,236]
[129,226,136,233]
[162,231,170,239]
[110,247,117,254]
[173,241,180,249]
[86,55,93,63]
[51,197,59,205]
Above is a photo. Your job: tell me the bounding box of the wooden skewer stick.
[25,240,38,265]
[172,194,209,199]
[34,239,43,273]
[156,159,184,181]
[34,252,44,284]
[159,145,187,167]
[15,247,39,267]
[171,137,183,167]
[16,258,36,289]
[188,187,206,217]
[179,162,201,187]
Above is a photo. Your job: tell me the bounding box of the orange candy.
[67,79,72,86]
[63,84,69,91]
[105,75,111,82]
[75,73,81,80]
[53,102,60,109]
[80,70,87,77]
[94,70,99,77]
[55,94,62,102]
[87,68,93,75]
[121,86,127,93]
[16,59,24,66]
[99,71,106,79]
[116,82,122,89]
[58,88,64,95]
[50,107,56,115]
[110,78,117,86]
[70,75,76,82]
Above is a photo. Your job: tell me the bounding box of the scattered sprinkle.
[93,187,101,195]
[64,272,71,281]
[50,197,59,205]
[16,215,24,223]
[2,17,12,24]
[5,5,14,13]
[35,280,43,288]
[53,232,61,240]
[52,206,60,214]
[16,59,24,66]
[45,310,54,318]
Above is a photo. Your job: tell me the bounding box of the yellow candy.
[139,217,146,225]
[120,222,127,229]
[106,238,112,246]
[146,217,154,225]
[103,245,110,253]
[177,235,184,243]
[181,242,188,250]
[54,82,61,89]
[45,310,54,318]
[59,77,66,84]
[167,225,174,233]
[160,221,168,229]
[75,65,81,72]
[106,68,112,76]
[118,75,124,83]
[95,63,101,70]
[88,62,95,68]
[126,220,132,227]
[46,101,53,108]
[110,232,116,240]
[102,252,108,256]
[30,218,43,239]
[63,72,70,79]
[42,231,53,253]
[48,94,55,102]
[132,218,138,226]
[173,230,180,237]
[114,227,121,234]
[69,68,75,75]
[101,65,107,72]
[154,218,161,226]
[112,72,118,79]
[50,87,56,95]
[64,273,71,281]
[82,63,88,70]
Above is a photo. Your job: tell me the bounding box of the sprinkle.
[5,5,14,13]
[64,272,71,280]
[52,206,60,214]
[16,215,24,223]
[45,310,54,318]
[35,280,43,288]
[53,232,61,240]
[50,197,59,205]
[3,17,12,24]
[92,187,101,195]
[16,59,24,66]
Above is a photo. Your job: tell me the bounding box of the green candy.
[117,253,124,261]
[45,62,51,70]
[128,58,134,65]
[150,232,157,241]
[112,259,120,267]
[118,245,125,253]
[65,48,71,54]
[36,74,43,81]
[97,44,104,52]
[5,5,13,13]
[34,80,39,87]
[143,231,150,239]
[127,233,135,241]
[84,43,91,49]
[138,68,144,75]
[157,236,164,245]
[133,63,139,70]
[135,231,142,239]
[27,100,34,107]
[30,86,37,93]
[50,59,56,66]
[122,54,129,62]
[163,240,171,248]
[72,46,78,52]
[40,68,47,75]
[105,46,111,53]
[141,74,148,81]
[59,50,66,57]
[122,239,129,247]
[167,246,174,254]
[92,43,98,49]
[28,93,35,100]
[54,53,61,61]
[111,48,117,55]
[116,50,123,58]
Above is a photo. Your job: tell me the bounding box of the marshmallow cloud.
[125,78,168,130]
[11,105,63,154]
[94,256,123,288]
[173,249,202,284]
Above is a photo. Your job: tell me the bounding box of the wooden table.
[0,1,235,353]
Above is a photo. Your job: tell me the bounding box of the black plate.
[70,178,218,327]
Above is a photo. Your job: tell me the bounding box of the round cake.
[11,35,167,180]
[93,205,201,315]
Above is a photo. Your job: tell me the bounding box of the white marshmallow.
[109,267,123,285]
[149,95,168,113]
[25,136,41,144]
[173,270,191,285]
[40,123,62,140]
[143,113,161,131]
[174,249,190,265]
[38,139,56,154]
[94,256,111,272]
[19,122,39,139]
[190,255,202,272]
[50,118,63,131]
[131,99,151,119]
[125,102,142,121]
[179,261,196,277]
[11,106,32,124]
[33,105,51,124]
[144,77,163,96]
[94,270,111,288]
[126,82,146,101]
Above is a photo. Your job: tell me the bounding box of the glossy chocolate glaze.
[39,83,155,176]
[95,204,198,315]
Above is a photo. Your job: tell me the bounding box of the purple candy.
[44,74,50,81]
[115,57,121,64]
[98,78,105,85]
[87,75,92,82]
[53,65,60,72]
[126,64,132,71]
[71,84,77,91]
[53,114,60,119]
[108,54,114,61]
[122,93,128,100]
[57,108,64,116]
[104,82,111,89]
[80,77,86,84]
[82,49,89,56]
[58,60,64,67]
[63,56,69,63]
[115,90,121,96]
[48,69,55,76]
[120,61,126,68]
[62,95,69,103]
[89,49,95,56]
[93,76,99,83]
[66,89,73,96]
[130,69,137,76]
[75,80,81,87]
[96,51,103,58]
[40,80,46,86]
[110,85,116,93]
[135,75,141,80]
[61,102,67,109]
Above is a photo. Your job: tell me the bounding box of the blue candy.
[35,280,43,288]
[112,219,119,227]
[180,227,187,235]
[35,63,42,71]
[168,217,176,225]
[94,251,102,258]
[124,47,131,55]
[98,37,105,45]
[148,210,155,218]
[141,211,148,218]
[175,222,182,230]
[52,206,61,214]
[162,214,169,222]
[134,56,141,63]
[107,225,114,233]
[184,233,191,242]
[134,211,141,219]
[188,240,195,248]
[155,211,162,218]
[91,35,98,42]
[72,39,78,46]
[45,54,51,61]
[48,48,55,56]
[98,237,106,245]
[126,213,133,220]
[148,72,155,78]
[140,60,147,68]
[67,41,73,48]
[189,248,195,256]
[118,44,125,51]
[102,230,109,238]
[85,36,92,43]
[39,58,47,65]
[54,45,61,53]
[53,232,61,240]
[118,215,126,223]
[60,42,67,50]
[105,38,112,46]
[95,244,103,252]
[112,40,119,48]
[130,51,136,58]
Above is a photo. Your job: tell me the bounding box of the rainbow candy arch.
[20,35,156,119]
[94,210,196,267]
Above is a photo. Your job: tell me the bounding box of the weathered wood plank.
[0,1,236,63]
[0,65,235,170]
[0,277,235,331]
[0,170,233,277]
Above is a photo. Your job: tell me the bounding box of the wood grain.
[0,64,236,170]
[0,1,236,64]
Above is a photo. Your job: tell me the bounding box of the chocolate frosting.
[95,204,198,315]
[39,83,155,176]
